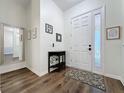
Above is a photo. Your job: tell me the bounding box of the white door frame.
[0,23,4,65]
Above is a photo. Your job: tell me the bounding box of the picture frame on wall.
[106,26,120,40]
[45,23,53,34]
[56,33,62,42]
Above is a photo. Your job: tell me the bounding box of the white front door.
[71,13,92,71]
[70,8,104,72]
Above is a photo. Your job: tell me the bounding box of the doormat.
[65,69,106,91]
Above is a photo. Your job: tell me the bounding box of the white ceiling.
[12,0,84,11]
[53,0,84,11]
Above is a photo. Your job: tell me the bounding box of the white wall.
[121,0,124,84]
[0,0,27,28]
[25,0,42,75]
[25,0,65,76]
[64,0,123,77]
[39,0,65,74]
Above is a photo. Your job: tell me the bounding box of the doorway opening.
[3,25,24,65]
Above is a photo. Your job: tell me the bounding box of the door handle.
[89,48,92,51]
[89,45,91,47]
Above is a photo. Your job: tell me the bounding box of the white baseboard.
[104,73,124,86]
[104,73,122,80]
[39,71,48,77]
[26,67,41,77]
[104,74,121,80]
[121,78,124,86]
[26,66,48,77]
[0,62,47,77]
[0,62,26,74]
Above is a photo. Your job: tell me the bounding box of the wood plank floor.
[1,68,124,93]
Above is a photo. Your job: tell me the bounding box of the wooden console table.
[48,51,66,73]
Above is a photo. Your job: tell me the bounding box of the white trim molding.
[121,78,124,86]
[104,73,124,86]
[100,73,124,86]
[0,62,26,74]
[26,66,48,77]
[104,73,122,80]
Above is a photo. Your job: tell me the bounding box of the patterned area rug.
[65,69,106,91]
